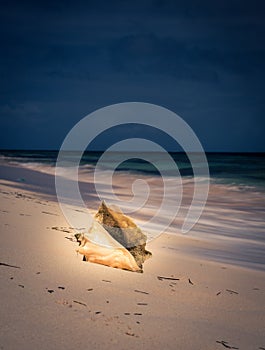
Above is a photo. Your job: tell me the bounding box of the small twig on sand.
[42,211,58,216]
[134,289,149,295]
[226,289,239,295]
[73,300,87,307]
[216,340,231,348]
[125,331,135,337]
[216,340,239,349]
[188,278,194,285]
[64,236,75,242]
[0,262,21,269]
[157,276,180,281]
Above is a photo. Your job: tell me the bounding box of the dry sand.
[0,163,265,350]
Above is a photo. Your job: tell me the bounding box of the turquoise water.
[1,150,265,190]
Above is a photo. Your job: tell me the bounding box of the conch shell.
[75,220,141,272]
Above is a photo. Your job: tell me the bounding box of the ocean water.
[1,150,265,270]
[1,150,265,186]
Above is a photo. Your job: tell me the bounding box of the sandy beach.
[1,162,265,350]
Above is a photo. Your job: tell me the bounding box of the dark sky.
[0,0,265,151]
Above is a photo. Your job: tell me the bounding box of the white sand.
[1,163,265,350]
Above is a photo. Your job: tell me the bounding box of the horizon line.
[0,149,265,154]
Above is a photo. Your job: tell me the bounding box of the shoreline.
[1,160,265,271]
[1,161,265,349]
